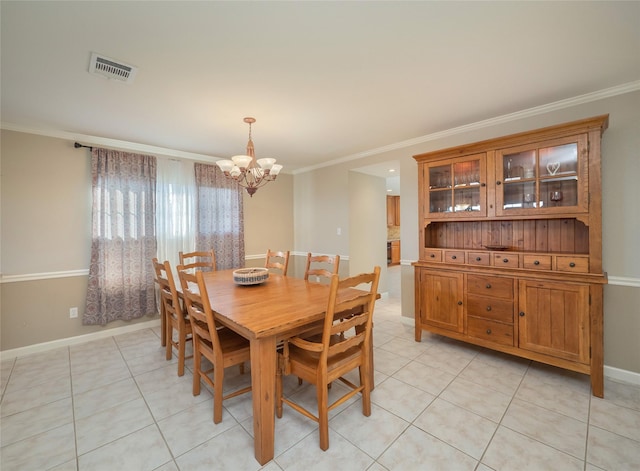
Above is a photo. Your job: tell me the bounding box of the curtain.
[194,163,245,269]
[84,148,157,325]
[156,158,196,270]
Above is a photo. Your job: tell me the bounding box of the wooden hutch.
[413,115,608,397]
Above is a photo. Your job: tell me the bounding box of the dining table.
[200,268,376,465]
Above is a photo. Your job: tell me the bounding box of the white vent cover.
[89,52,138,83]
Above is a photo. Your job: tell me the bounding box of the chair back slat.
[319,269,380,363]
[304,253,340,281]
[152,258,182,322]
[265,249,290,276]
[179,249,216,272]
[177,265,221,352]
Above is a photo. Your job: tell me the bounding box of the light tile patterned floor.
[2,267,639,470]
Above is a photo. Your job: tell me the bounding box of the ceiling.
[2,2,639,175]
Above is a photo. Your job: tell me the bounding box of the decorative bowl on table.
[233,267,269,285]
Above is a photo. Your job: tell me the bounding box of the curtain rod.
[74,142,93,150]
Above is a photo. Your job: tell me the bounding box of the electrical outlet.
[69,307,78,318]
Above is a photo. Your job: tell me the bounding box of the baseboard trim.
[604,365,640,387]
[0,318,161,361]
[399,316,640,386]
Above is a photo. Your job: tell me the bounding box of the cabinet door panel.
[518,280,589,364]
[495,134,588,216]
[423,154,487,218]
[418,270,463,333]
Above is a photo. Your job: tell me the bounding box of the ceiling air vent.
[88,52,138,84]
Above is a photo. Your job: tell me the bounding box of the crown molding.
[0,122,220,163]
[292,80,640,175]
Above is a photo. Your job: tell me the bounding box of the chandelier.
[215,117,283,197]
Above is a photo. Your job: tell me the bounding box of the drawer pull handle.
[457,301,463,306]
[534,260,540,265]
[569,262,576,267]
[486,306,492,311]
[486,329,492,334]
[503,258,509,263]
[519,311,525,317]
[486,283,491,289]
[496,181,502,186]
[430,254,435,258]
[451,255,457,260]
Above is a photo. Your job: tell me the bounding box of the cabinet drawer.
[467,274,514,299]
[493,253,520,269]
[556,256,589,273]
[444,250,466,264]
[423,249,442,262]
[467,317,514,346]
[468,252,491,266]
[467,296,513,323]
[523,254,552,270]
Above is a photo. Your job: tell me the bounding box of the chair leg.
[360,365,371,417]
[165,321,173,361]
[213,362,224,424]
[239,362,245,375]
[317,381,329,450]
[177,328,186,376]
[160,304,166,347]
[192,344,201,396]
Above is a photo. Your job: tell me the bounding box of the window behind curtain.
[194,163,245,269]
[84,148,157,326]
[156,158,196,270]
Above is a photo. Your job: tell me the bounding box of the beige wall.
[348,171,388,291]
[292,90,640,375]
[1,132,92,274]
[0,130,294,351]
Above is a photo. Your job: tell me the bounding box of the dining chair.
[179,249,216,272]
[304,253,340,282]
[276,266,381,450]
[177,265,252,424]
[265,249,290,276]
[152,258,167,348]
[152,258,193,376]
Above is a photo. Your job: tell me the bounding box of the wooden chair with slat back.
[265,249,290,276]
[304,253,340,282]
[152,258,193,376]
[179,249,216,272]
[276,266,381,450]
[152,258,167,348]
[177,265,252,424]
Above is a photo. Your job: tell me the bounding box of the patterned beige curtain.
[194,163,245,269]
[84,148,157,325]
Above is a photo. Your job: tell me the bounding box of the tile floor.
[2,266,640,470]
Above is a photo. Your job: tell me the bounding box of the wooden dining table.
[200,268,375,465]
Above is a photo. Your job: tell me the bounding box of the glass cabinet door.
[425,154,486,218]
[495,135,587,215]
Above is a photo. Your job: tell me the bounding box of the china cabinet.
[413,115,608,397]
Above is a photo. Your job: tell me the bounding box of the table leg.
[250,336,277,465]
